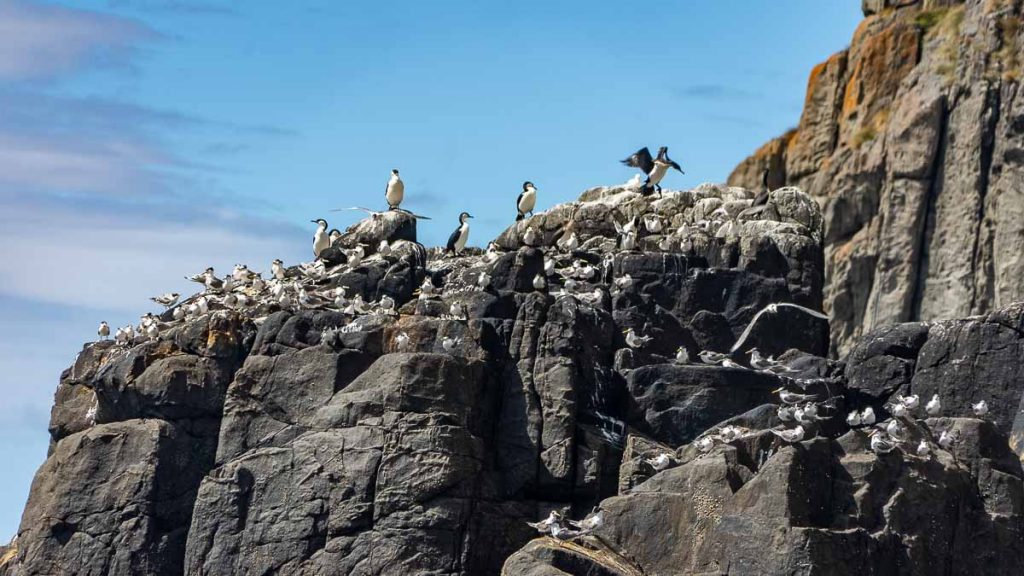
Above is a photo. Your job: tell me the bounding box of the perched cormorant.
[446,212,473,255]
[621,146,683,195]
[516,181,537,221]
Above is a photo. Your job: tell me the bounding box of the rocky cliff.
[2,179,1023,575]
[729,0,1024,357]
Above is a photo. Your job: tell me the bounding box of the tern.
[730,302,830,354]
[150,292,180,308]
[770,425,805,443]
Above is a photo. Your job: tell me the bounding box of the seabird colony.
[90,154,988,546]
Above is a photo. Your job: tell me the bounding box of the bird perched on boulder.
[567,509,603,533]
[621,146,683,196]
[624,328,652,349]
[972,400,988,417]
[311,219,330,258]
[442,336,460,353]
[770,425,805,443]
[925,394,942,416]
[395,332,409,351]
[150,292,180,308]
[516,181,537,221]
[739,169,773,219]
[445,212,473,256]
[385,169,404,210]
[774,388,817,405]
[97,321,110,340]
[869,430,898,454]
[526,511,563,534]
[645,453,674,471]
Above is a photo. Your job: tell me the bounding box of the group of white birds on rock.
[526,508,604,541]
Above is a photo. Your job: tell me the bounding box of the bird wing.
[729,307,769,354]
[395,208,432,220]
[776,303,830,321]
[516,191,526,214]
[331,206,377,215]
[668,159,684,174]
[621,147,654,174]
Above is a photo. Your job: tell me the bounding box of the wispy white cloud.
[0,0,162,82]
[106,0,239,16]
[672,84,760,101]
[0,196,307,312]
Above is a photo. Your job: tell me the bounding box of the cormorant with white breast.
[385,169,404,210]
[621,146,683,196]
[446,212,473,256]
[311,219,330,258]
[516,181,537,221]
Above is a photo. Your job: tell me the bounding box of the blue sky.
[0,0,862,539]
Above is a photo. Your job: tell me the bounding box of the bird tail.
[516,214,524,222]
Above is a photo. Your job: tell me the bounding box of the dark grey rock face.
[5,180,1024,576]
[730,0,1024,359]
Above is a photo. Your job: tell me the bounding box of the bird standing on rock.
[770,425,805,443]
[311,219,330,258]
[925,394,942,416]
[526,511,563,534]
[516,181,537,221]
[446,212,473,256]
[151,292,180,308]
[621,146,683,196]
[645,453,674,471]
[385,169,404,210]
[624,328,652,349]
[271,259,287,281]
[97,321,110,340]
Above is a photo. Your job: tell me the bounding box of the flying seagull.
[729,302,830,354]
[331,206,432,220]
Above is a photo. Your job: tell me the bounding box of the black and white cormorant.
[621,146,683,196]
[516,181,537,221]
[446,212,473,256]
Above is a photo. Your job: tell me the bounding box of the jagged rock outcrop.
[508,301,1024,575]
[730,0,1024,357]
[4,179,1023,576]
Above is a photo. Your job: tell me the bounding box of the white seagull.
[729,303,830,354]
[770,425,805,443]
[385,169,404,210]
[645,453,674,471]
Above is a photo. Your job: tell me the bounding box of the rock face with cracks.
[3,180,1023,576]
[730,0,1024,358]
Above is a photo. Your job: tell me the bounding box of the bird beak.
[310,220,317,224]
